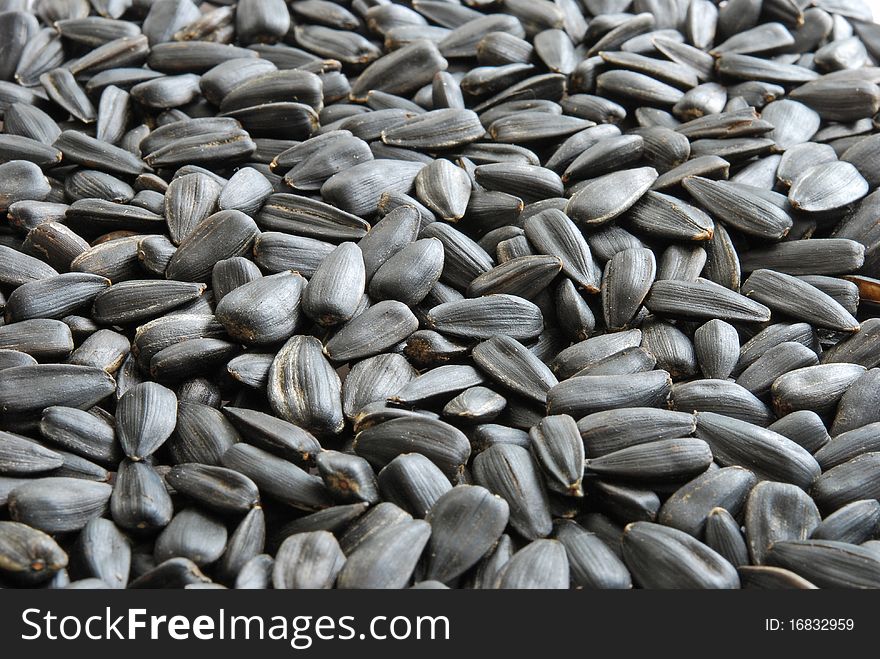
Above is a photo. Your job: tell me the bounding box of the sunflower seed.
[659,466,757,537]
[355,416,471,479]
[621,522,740,589]
[473,443,551,540]
[0,520,68,584]
[742,269,860,333]
[9,477,112,534]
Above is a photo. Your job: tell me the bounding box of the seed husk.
[0,364,116,418]
[672,379,774,426]
[424,485,509,583]
[354,416,471,479]
[472,443,552,540]
[272,531,346,590]
[336,519,430,589]
[165,210,260,283]
[316,451,380,505]
[742,269,860,333]
[217,271,305,344]
[0,319,73,362]
[812,452,880,513]
[704,507,750,568]
[736,341,819,397]
[376,453,452,519]
[696,412,821,488]
[659,463,756,538]
[497,539,570,589]
[621,521,740,589]
[683,177,792,240]
[9,477,112,534]
[566,167,658,226]
[771,363,866,418]
[222,443,333,512]
[426,294,543,341]
[601,247,656,330]
[165,463,259,515]
[324,300,419,362]
[0,521,68,585]
[370,239,445,306]
[766,540,880,589]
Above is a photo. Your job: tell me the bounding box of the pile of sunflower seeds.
[1,0,880,590]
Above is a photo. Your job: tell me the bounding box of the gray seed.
[128,558,211,589]
[621,522,740,589]
[584,438,714,482]
[696,412,821,489]
[468,255,562,300]
[355,416,471,479]
[0,350,38,371]
[116,382,177,460]
[222,443,333,511]
[424,485,509,583]
[659,466,757,537]
[370,239,444,306]
[154,508,228,567]
[566,167,658,226]
[646,278,770,324]
[0,160,51,212]
[9,477,112,534]
[92,280,206,325]
[272,531,346,590]
[222,406,321,466]
[601,248,656,330]
[705,507,750,567]
[166,464,259,515]
[324,300,418,362]
[226,352,273,389]
[548,371,671,419]
[767,410,831,455]
[736,341,820,397]
[672,379,774,426]
[316,451,380,505]
[233,552,273,590]
[427,294,543,341]
[212,257,262,303]
[497,539,569,589]
[831,369,880,436]
[694,319,739,380]
[443,386,506,424]
[811,499,880,545]
[0,319,73,361]
[771,363,866,418]
[0,521,68,585]
[268,335,344,436]
[789,161,869,214]
[217,271,305,344]
[336,518,430,589]
[742,269,860,333]
[167,401,240,466]
[0,431,63,476]
[473,443,551,540]
[812,452,880,512]
[0,364,116,417]
[683,177,793,240]
[165,210,259,283]
[67,328,130,374]
[376,453,452,519]
[765,540,880,589]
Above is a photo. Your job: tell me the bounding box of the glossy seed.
[473,443,552,540]
[268,335,344,436]
[696,412,820,489]
[621,522,740,589]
